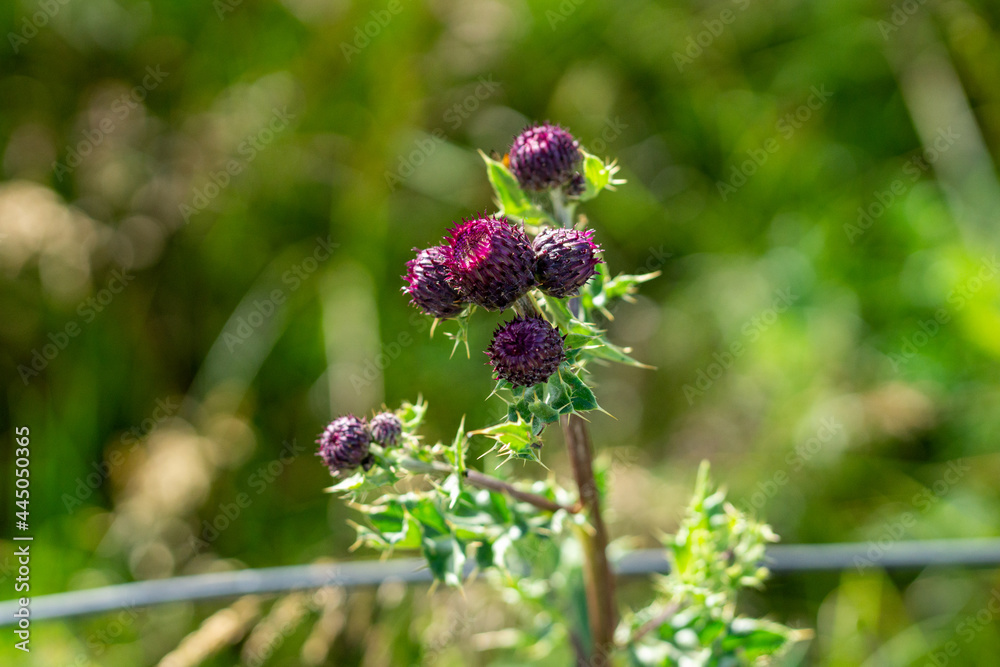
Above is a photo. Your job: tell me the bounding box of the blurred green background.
[3,0,1000,664]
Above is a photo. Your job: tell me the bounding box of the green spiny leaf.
[443,305,475,358]
[470,419,535,454]
[400,495,451,537]
[577,150,624,202]
[537,292,576,331]
[544,372,573,414]
[721,619,793,659]
[528,399,559,423]
[479,150,554,225]
[421,535,466,587]
[447,415,467,476]
[398,398,428,431]
[563,370,600,412]
[326,472,365,494]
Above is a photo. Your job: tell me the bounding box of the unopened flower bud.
[508,123,582,192]
[486,316,566,387]
[369,411,402,447]
[532,228,602,298]
[317,415,370,474]
[403,246,466,319]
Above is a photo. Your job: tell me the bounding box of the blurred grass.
[2,0,1000,664]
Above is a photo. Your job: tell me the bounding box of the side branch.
[399,457,578,514]
[464,469,577,514]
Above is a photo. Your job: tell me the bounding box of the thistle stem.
[549,189,577,228]
[464,469,575,514]
[562,414,617,662]
[549,187,617,661]
[512,294,541,318]
[398,457,577,514]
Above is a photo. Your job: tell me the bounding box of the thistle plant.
[317,123,802,665]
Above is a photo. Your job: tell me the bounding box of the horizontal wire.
[4,538,1000,626]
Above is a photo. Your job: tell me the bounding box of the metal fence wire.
[4,537,1000,626]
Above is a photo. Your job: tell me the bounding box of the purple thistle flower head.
[508,123,582,192]
[532,228,603,298]
[403,246,466,319]
[317,415,371,474]
[369,411,402,447]
[486,316,566,387]
[443,215,535,311]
